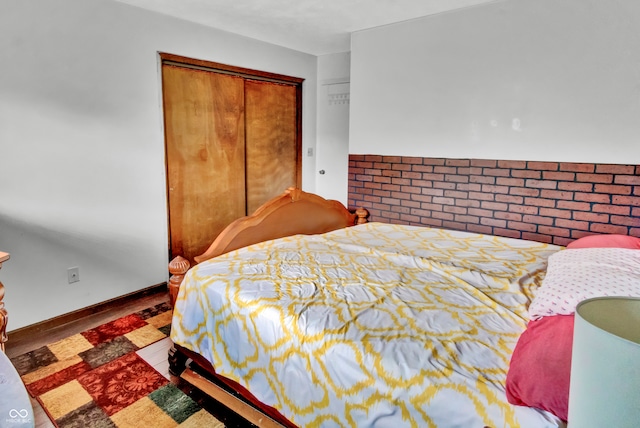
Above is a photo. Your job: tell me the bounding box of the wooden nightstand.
[0,251,9,352]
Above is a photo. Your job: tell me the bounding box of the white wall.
[315,52,351,205]
[0,0,317,330]
[350,0,640,164]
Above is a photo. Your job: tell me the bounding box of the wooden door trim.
[159,52,304,86]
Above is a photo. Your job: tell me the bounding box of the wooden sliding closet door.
[245,80,299,214]
[161,54,303,263]
[163,64,246,263]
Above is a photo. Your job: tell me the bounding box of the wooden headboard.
[168,187,368,305]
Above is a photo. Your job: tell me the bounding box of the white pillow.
[529,248,640,320]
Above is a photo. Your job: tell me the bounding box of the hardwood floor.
[4,289,172,428]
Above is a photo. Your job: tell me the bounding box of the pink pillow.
[566,234,640,249]
[506,315,574,422]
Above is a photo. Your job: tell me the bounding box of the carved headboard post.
[354,208,369,225]
[168,255,190,307]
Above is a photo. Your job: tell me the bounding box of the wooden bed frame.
[167,187,368,427]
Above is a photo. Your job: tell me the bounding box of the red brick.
[434,182,457,190]
[432,211,455,221]
[422,173,446,181]
[443,221,468,232]
[364,182,382,190]
[420,217,443,227]
[364,195,381,203]
[391,178,411,186]
[557,200,590,211]
[446,159,470,167]
[574,193,610,203]
[482,184,510,194]
[528,161,559,171]
[539,207,572,219]
[558,182,593,192]
[356,174,373,182]
[410,208,433,217]
[524,197,556,208]
[400,213,421,222]
[576,173,614,184]
[434,166,458,174]
[401,200,421,209]
[351,167,365,175]
[496,194,524,204]
[481,217,507,228]
[559,163,595,173]
[469,167,483,175]
[468,208,494,217]
[592,204,630,215]
[553,237,572,246]
[538,226,571,237]
[381,197,401,205]
[511,169,542,179]
[401,156,423,164]
[392,163,412,171]
[421,203,444,212]
[494,212,523,221]
[594,184,632,195]
[422,188,445,197]
[543,171,575,181]
[511,187,541,197]
[612,195,640,206]
[498,160,527,169]
[573,212,609,223]
[381,156,402,163]
[633,207,640,216]
[444,205,468,214]
[433,196,455,205]
[522,233,553,244]
[382,169,402,178]
[510,205,539,215]
[493,228,522,239]
[410,194,432,203]
[481,201,509,211]
[403,172,422,181]
[496,177,525,187]
[455,215,480,224]
[596,164,635,174]
[610,215,640,227]
[466,224,494,235]
[412,165,434,173]
[391,205,411,214]
[374,162,392,170]
[372,189,391,198]
[525,179,558,189]
[468,191,494,201]
[364,155,383,162]
[590,223,629,234]
[470,159,497,167]
[422,158,446,166]
[445,174,469,183]
[350,154,366,162]
[523,214,554,225]
[382,184,402,193]
[470,175,496,184]
[400,185,422,194]
[483,168,511,177]
[615,175,640,185]
[356,161,374,168]
[556,218,590,231]
[540,190,574,200]
[468,183,482,192]
[373,176,392,184]
[381,211,400,220]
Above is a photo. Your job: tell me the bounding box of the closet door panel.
[245,80,300,214]
[163,64,246,263]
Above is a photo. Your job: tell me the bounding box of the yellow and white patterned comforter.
[171,223,564,427]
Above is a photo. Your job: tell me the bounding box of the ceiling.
[114,0,498,55]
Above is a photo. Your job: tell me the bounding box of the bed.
[168,187,567,428]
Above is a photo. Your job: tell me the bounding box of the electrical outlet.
[68,267,80,284]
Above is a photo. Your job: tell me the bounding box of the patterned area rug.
[11,302,224,428]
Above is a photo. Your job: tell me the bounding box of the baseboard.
[7,282,168,342]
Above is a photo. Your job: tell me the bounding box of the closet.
[160,53,302,263]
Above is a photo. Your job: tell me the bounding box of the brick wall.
[348,155,640,246]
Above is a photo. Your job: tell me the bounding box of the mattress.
[171,222,564,427]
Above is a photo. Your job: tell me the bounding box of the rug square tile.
[26,360,92,397]
[82,314,148,346]
[79,336,138,369]
[39,379,93,420]
[56,401,116,428]
[11,345,59,376]
[179,409,226,428]
[148,384,200,423]
[77,352,168,416]
[124,324,167,348]
[136,302,172,320]
[145,310,173,329]
[22,355,84,385]
[48,333,95,360]
[109,396,178,428]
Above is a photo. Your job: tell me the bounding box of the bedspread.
[171,223,564,427]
